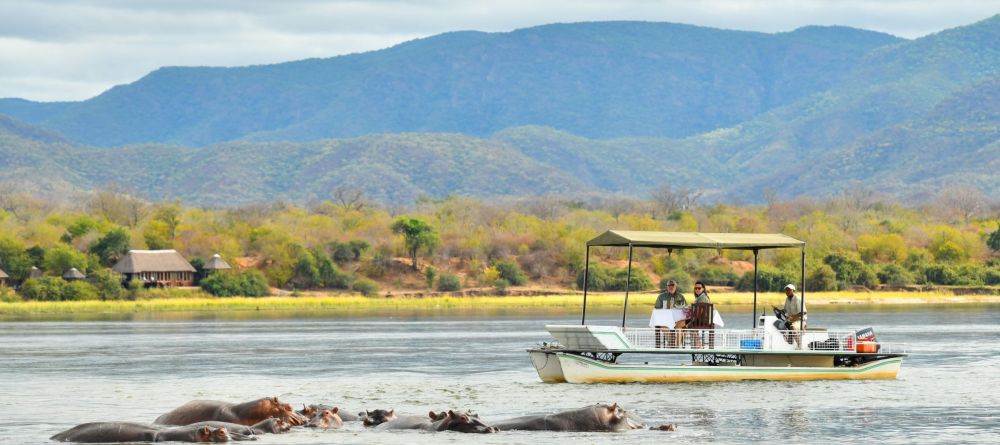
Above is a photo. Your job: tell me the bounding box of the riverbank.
[1,291,997,317]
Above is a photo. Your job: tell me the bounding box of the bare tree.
[840,184,882,212]
[936,185,987,223]
[331,185,367,211]
[88,183,148,228]
[0,184,26,218]
[650,183,702,219]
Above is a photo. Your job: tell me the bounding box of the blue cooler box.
[740,339,762,350]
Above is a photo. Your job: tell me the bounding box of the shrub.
[0,287,20,303]
[576,263,653,291]
[984,268,1000,285]
[437,273,462,292]
[494,278,509,293]
[736,266,798,292]
[424,266,437,289]
[823,253,879,287]
[807,264,838,291]
[695,266,739,286]
[352,278,379,296]
[201,270,271,297]
[18,277,67,301]
[330,239,370,263]
[857,233,907,263]
[988,226,1000,252]
[89,268,125,300]
[493,259,527,286]
[877,264,916,286]
[62,281,100,301]
[953,264,986,286]
[923,264,958,285]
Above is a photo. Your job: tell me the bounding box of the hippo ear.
[448,410,457,418]
[389,409,394,415]
[201,426,211,435]
[428,411,437,419]
[331,407,339,414]
[366,410,371,417]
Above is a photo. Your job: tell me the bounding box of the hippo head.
[306,408,343,430]
[197,426,230,443]
[595,403,644,431]
[651,423,677,431]
[254,417,291,434]
[428,411,448,422]
[436,410,498,434]
[362,409,397,427]
[298,404,317,419]
[261,397,304,426]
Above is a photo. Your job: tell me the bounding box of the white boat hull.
[547,352,903,383]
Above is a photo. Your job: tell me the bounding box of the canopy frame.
[580,230,806,329]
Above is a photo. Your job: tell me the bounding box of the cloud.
[0,0,995,101]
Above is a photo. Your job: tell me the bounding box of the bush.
[62,281,100,301]
[0,287,21,303]
[201,270,271,297]
[424,266,437,289]
[877,264,916,286]
[736,266,798,292]
[330,239,370,263]
[493,259,527,286]
[923,264,958,285]
[89,268,125,300]
[18,277,67,301]
[984,268,1000,285]
[352,278,379,296]
[494,278,509,293]
[807,264,838,291]
[437,273,462,291]
[823,253,879,287]
[576,263,654,291]
[695,266,739,286]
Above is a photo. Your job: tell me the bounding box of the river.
[1,305,997,444]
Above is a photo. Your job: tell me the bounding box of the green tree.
[89,268,125,300]
[291,250,320,289]
[0,237,33,282]
[89,227,131,267]
[151,201,182,241]
[424,266,437,289]
[144,220,173,250]
[492,259,527,285]
[987,224,1000,252]
[391,217,440,270]
[43,244,89,276]
[18,277,67,301]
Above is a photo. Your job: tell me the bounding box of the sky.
[1,0,997,101]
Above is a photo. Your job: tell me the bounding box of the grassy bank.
[1,291,997,317]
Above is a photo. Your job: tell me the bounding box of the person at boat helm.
[774,284,808,347]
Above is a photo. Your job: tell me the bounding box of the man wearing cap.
[654,280,687,347]
[775,284,807,348]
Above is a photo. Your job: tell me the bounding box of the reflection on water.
[0,306,997,444]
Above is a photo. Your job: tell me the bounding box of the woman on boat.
[692,281,710,304]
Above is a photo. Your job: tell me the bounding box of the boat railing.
[622,327,906,353]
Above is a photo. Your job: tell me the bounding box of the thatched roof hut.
[203,254,232,271]
[0,268,8,286]
[62,268,86,281]
[112,250,196,287]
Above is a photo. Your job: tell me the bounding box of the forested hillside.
[0,22,900,147]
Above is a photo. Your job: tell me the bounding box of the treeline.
[1,186,999,301]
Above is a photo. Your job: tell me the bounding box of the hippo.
[361,409,397,427]
[376,410,496,433]
[305,408,343,430]
[651,423,677,431]
[492,403,644,432]
[51,422,232,443]
[155,397,304,427]
[298,404,359,422]
[182,418,291,436]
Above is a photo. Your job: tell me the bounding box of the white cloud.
[0,0,995,101]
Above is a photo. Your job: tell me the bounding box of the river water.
[1,305,997,444]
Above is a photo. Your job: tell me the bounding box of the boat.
[528,230,908,383]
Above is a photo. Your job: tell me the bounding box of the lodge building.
[112,250,196,287]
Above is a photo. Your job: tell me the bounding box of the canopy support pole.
[752,248,759,328]
[800,246,806,331]
[581,245,590,325]
[621,242,634,329]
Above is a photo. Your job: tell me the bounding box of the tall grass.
[0,291,991,317]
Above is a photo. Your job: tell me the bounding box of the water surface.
[1,305,997,444]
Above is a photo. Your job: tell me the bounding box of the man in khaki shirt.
[776,284,807,348]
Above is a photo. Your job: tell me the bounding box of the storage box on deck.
[740,339,762,350]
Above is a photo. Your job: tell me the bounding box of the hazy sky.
[1,0,996,101]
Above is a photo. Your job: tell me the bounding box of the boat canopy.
[587,230,804,250]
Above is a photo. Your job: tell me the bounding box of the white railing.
[621,327,907,354]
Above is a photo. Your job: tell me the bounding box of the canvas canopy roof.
[112,250,196,274]
[587,230,804,250]
[203,254,232,270]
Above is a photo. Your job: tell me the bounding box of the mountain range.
[0,16,998,205]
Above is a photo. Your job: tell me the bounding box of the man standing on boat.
[777,284,807,348]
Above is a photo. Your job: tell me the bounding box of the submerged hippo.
[51,422,232,443]
[298,404,359,422]
[492,403,644,432]
[182,418,291,436]
[305,409,343,430]
[376,410,496,433]
[361,409,397,427]
[155,397,304,427]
